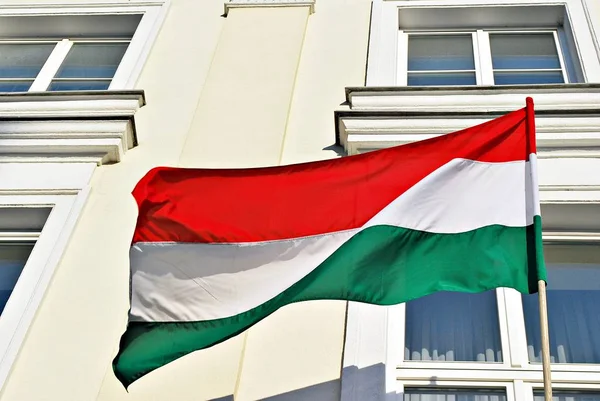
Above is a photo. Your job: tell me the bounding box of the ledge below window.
[0,90,145,165]
[336,84,600,158]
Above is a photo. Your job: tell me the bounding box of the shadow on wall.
[208,363,393,401]
[322,144,347,157]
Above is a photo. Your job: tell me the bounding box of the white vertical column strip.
[496,288,512,367]
[476,30,495,85]
[366,1,399,86]
[567,0,600,81]
[29,39,72,92]
[386,304,404,400]
[396,32,408,86]
[341,302,391,401]
[504,288,529,368]
[522,382,536,401]
[506,382,517,401]
[514,380,528,401]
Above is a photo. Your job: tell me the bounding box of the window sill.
[343,84,600,110]
[336,84,600,158]
[0,90,145,165]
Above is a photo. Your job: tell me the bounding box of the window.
[489,33,564,85]
[0,7,166,93]
[404,30,569,86]
[0,40,131,92]
[400,246,600,370]
[364,3,599,87]
[405,291,502,362]
[49,41,131,91]
[533,390,600,401]
[0,245,35,314]
[391,244,600,398]
[404,388,507,401]
[407,34,476,86]
[0,208,50,314]
[523,247,600,364]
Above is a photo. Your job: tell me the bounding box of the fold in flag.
[113,98,546,387]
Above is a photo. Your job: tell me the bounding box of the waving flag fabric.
[113,98,546,387]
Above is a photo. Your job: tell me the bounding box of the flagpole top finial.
[526,97,534,107]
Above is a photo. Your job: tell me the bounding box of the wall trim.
[224,0,315,15]
[0,91,145,165]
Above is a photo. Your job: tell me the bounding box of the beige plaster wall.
[0,0,372,400]
[234,1,372,400]
[0,1,232,400]
[179,6,310,168]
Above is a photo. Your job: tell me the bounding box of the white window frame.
[367,0,600,86]
[0,188,90,390]
[398,288,511,369]
[0,1,170,91]
[527,383,600,401]
[399,381,515,401]
[399,29,569,87]
[400,31,479,86]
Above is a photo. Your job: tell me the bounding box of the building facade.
[0,0,599,400]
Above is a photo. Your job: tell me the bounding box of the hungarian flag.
[113,98,546,387]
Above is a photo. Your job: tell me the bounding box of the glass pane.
[405,291,502,362]
[405,388,507,401]
[494,71,564,85]
[0,243,34,315]
[0,80,33,92]
[0,207,51,231]
[49,80,111,91]
[0,43,55,78]
[408,72,476,86]
[534,390,600,401]
[54,43,129,79]
[523,264,600,363]
[408,35,475,71]
[490,33,561,70]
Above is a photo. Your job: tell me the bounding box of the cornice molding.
[224,0,315,15]
[0,91,145,165]
[338,114,600,158]
[541,202,600,239]
[337,85,600,158]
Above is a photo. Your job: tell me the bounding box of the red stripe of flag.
[132,107,528,244]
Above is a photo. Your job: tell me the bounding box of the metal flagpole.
[538,280,552,401]
[526,97,552,401]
